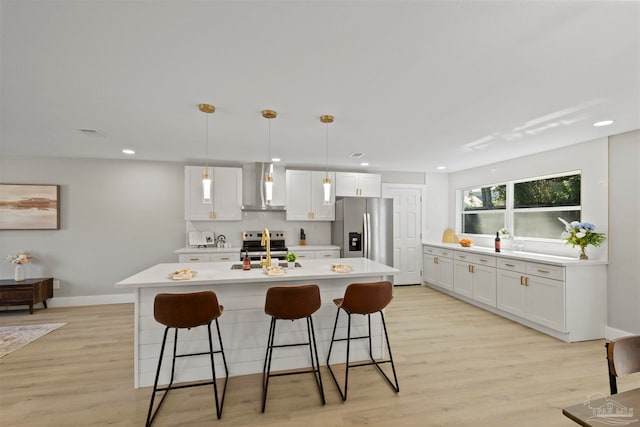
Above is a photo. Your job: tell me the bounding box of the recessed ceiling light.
[593,120,614,127]
[437,166,446,170]
[271,158,281,162]
[122,149,135,155]
[360,162,369,166]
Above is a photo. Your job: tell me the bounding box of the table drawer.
[0,289,32,303]
[527,262,565,281]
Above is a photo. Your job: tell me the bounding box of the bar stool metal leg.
[326,308,399,402]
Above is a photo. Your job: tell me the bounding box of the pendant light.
[320,114,334,204]
[262,109,277,205]
[199,103,215,204]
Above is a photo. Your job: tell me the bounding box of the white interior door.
[382,184,423,285]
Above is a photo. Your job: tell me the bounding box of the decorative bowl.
[459,239,473,247]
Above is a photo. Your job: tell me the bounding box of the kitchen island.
[116,257,398,388]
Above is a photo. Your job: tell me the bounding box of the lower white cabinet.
[178,254,212,263]
[178,250,240,263]
[453,252,497,307]
[423,244,606,342]
[422,246,454,291]
[294,249,340,260]
[496,260,565,332]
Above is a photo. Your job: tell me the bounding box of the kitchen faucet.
[260,228,271,267]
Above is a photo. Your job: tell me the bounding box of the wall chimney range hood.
[241,162,287,211]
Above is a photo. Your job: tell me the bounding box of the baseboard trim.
[605,326,635,341]
[47,293,134,307]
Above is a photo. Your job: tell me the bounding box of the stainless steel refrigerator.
[331,197,393,267]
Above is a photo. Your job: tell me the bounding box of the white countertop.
[422,242,607,266]
[115,257,398,289]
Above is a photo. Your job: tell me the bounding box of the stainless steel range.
[240,230,288,261]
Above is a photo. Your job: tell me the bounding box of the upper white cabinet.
[335,172,381,197]
[285,170,335,221]
[184,166,243,221]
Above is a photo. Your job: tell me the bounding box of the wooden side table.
[0,278,54,314]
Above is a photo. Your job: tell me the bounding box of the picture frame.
[0,184,60,230]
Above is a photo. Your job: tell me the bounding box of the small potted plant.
[286,252,297,268]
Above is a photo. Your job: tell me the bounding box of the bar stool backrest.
[265,284,321,320]
[608,335,640,377]
[341,281,392,314]
[154,291,222,328]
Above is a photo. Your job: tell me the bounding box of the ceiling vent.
[349,152,365,159]
[78,129,108,138]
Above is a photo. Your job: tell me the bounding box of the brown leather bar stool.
[261,284,325,412]
[146,291,228,426]
[326,280,399,401]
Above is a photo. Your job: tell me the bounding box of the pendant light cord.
[325,122,329,178]
[205,113,209,168]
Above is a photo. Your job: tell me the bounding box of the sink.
[230,262,301,270]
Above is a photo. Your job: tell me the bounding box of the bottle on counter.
[243,251,251,271]
[495,232,501,252]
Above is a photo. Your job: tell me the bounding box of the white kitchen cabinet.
[285,170,335,221]
[453,252,497,307]
[293,248,340,261]
[423,243,606,342]
[178,254,212,263]
[422,246,454,291]
[178,250,239,263]
[184,166,242,221]
[335,172,381,197]
[496,258,565,332]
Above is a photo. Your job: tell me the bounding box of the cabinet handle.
[537,269,550,274]
[471,265,475,273]
[478,258,488,263]
[213,211,217,219]
[459,255,466,259]
[220,257,230,260]
[323,254,332,257]
[299,255,306,258]
[190,258,199,261]
[505,263,515,267]
[209,212,213,219]
[525,277,529,286]
[434,257,439,265]
[520,276,524,285]
[442,251,449,256]
[468,265,472,273]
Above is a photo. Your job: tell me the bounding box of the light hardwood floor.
[1,285,637,426]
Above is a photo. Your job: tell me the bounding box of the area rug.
[0,323,66,358]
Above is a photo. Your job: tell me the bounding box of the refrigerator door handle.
[362,213,367,258]
[365,213,372,259]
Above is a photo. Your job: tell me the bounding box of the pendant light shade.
[199,103,215,204]
[262,110,277,205]
[321,115,334,205]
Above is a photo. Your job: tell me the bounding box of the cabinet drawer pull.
[478,258,488,263]
[323,254,332,257]
[505,263,515,267]
[525,277,529,286]
[441,251,449,256]
[190,258,199,261]
[220,257,230,260]
[520,276,524,286]
[434,257,439,264]
[537,269,550,274]
[459,255,466,259]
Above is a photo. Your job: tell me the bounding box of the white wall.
[0,156,185,299]
[446,137,609,259]
[607,130,640,334]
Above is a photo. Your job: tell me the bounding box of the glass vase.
[579,247,588,260]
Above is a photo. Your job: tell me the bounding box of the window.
[461,185,506,235]
[459,172,581,239]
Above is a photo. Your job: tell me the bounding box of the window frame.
[457,170,581,241]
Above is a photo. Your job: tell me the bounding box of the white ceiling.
[1,1,638,173]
